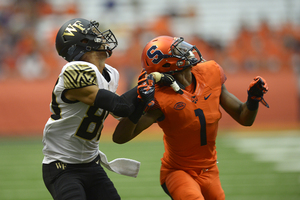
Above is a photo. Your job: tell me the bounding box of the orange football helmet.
[141,36,202,74]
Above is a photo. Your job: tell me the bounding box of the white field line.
[224,131,300,172]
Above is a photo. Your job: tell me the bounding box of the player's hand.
[151,72,183,94]
[137,70,155,112]
[248,76,269,108]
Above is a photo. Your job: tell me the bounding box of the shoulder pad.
[63,64,97,89]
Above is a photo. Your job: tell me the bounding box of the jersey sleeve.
[63,64,97,89]
[215,62,227,85]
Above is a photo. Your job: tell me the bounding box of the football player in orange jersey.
[113,36,269,200]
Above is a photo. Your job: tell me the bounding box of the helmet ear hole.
[162,63,171,68]
[81,39,88,44]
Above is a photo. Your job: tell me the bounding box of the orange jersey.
[155,60,226,172]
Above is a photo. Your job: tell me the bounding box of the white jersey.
[42,61,119,164]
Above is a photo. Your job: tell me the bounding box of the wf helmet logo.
[63,21,85,37]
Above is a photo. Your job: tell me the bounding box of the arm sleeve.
[94,86,138,117]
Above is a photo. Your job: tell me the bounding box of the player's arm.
[64,85,138,117]
[64,85,98,105]
[220,84,257,126]
[65,69,156,119]
[113,70,160,144]
[220,76,269,126]
[63,64,140,117]
[113,109,163,144]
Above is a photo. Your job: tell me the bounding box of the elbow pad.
[94,87,138,117]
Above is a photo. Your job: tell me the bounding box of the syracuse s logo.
[63,21,85,37]
[174,102,186,110]
[147,45,164,64]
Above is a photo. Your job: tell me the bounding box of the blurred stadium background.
[0,0,299,199]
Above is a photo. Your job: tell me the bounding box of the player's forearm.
[239,102,258,126]
[94,86,138,117]
[223,100,258,126]
[113,118,138,144]
[220,85,258,126]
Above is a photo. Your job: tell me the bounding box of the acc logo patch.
[174,102,186,110]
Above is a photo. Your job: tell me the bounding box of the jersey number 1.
[194,109,207,146]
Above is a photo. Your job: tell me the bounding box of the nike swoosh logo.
[204,93,212,100]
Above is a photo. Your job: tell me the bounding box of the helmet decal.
[62,21,85,37]
[146,45,164,64]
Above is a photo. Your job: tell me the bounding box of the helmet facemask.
[169,37,202,73]
[83,21,117,54]
[72,20,118,60]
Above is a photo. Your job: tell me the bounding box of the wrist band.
[246,96,259,111]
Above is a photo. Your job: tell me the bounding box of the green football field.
[0,130,299,200]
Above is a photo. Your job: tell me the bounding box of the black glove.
[247,76,269,109]
[137,70,155,112]
[155,73,183,94]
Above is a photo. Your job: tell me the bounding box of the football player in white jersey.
[42,18,155,200]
